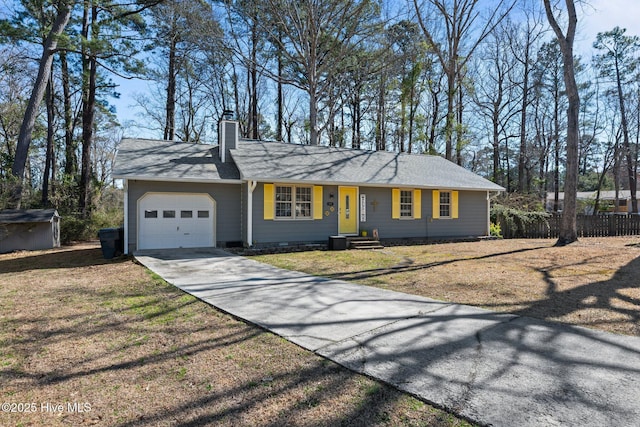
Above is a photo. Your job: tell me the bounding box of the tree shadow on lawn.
[323,244,640,335]
[512,255,640,333]
[1,306,455,427]
[0,245,129,273]
[1,252,459,427]
[112,358,447,427]
[323,245,548,282]
[180,255,640,426]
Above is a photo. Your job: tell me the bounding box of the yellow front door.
[338,187,358,234]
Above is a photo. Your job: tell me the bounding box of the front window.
[400,190,413,217]
[275,185,312,219]
[275,186,292,218]
[295,186,312,218]
[440,191,451,218]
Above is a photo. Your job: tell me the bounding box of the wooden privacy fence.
[496,213,640,239]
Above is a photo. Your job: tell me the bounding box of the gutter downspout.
[487,191,491,236]
[247,180,257,247]
[123,179,129,254]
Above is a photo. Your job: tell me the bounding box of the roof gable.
[231,141,504,191]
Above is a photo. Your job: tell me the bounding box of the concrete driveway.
[135,248,640,427]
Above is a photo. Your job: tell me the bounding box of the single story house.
[113,119,504,253]
[0,209,61,253]
[546,191,634,214]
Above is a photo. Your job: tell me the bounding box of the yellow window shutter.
[264,184,274,220]
[432,190,440,219]
[392,189,400,219]
[414,189,422,219]
[313,186,323,219]
[452,191,459,219]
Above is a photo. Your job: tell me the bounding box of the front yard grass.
[0,243,471,427]
[255,237,640,336]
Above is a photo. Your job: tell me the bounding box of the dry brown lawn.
[0,243,470,427]
[255,237,640,337]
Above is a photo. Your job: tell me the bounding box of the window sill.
[274,217,314,221]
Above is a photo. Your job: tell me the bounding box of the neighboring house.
[546,191,633,214]
[0,209,61,253]
[113,119,504,253]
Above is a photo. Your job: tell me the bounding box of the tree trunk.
[354,89,361,150]
[375,74,386,151]
[493,110,500,185]
[544,0,579,245]
[60,51,77,177]
[250,17,259,140]
[79,3,98,218]
[428,85,440,155]
[518,44,530,193]
[42,72,55,207]
[10,3,72,208]
[553,88,560,212]
[164,35,177,140]
[455,79,464,165]
[408,81,416,154]
[444,70,455,160]
[615,56,637,213]
[309,84,318,145]
[276,37,283,142]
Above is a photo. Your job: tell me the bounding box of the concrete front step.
[347,237,384,250]
[352,245,385,250]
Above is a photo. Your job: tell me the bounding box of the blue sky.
[111,0,640,139]
[577,0,639,56]
[2,0,637,139]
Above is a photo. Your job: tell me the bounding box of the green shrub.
[59,186,124,243]
[491,203,550,238]
[490,222,503,238]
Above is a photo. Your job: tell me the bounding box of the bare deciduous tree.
[413,0,515,161]
[543,0,580,245]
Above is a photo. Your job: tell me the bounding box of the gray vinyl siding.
[0,222,60,253]
[250,184,488,246]
[428,190,488,237]
[127,180,242,252]
[252,183,338,245]
[359,188,488,240]
[241,182,248,244]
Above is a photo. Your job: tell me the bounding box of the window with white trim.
[275,186,292,217]
[439,191,451,218]
[400,190,413,217]
[275,185,312,219]
[295,186,312,218]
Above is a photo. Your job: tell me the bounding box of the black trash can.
[98,227,123,259]
[328,235,347,250]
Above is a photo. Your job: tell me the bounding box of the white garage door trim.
[137,192,216,250]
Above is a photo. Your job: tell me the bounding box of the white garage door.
[138,193,215,250]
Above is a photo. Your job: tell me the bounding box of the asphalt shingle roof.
[113,138,240,182]
[113,137,504,191]
[231,140,504,191]
[0,209,59,223]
